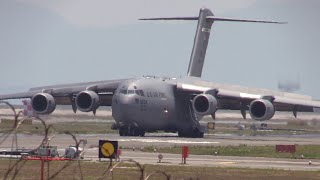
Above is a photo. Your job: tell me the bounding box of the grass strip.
[142,144,320,159]
[0,159,319,180]
[0,121,118,134]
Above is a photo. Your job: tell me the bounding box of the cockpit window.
[119,88,145,96]
[120,90,127,94]
[139,90,145,97]
[135,90,140,96]
[127,90,135,94]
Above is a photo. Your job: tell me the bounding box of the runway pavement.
[90,150,320,171]
[1,133,320,149]
[1,132,320,171]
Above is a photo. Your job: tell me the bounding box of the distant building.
[278,80,300,92]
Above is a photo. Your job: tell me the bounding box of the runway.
[1,109,320,172]
[1,132,320,171]
[1,133,320,149]
[0,133,320,148]
[92,151,320,171]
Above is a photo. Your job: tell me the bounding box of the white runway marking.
[117,139,220,144]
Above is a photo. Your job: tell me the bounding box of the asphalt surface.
[1,110,320,171]
[93,151,320,171]
[1,133,320,149]
[1,133,320,171]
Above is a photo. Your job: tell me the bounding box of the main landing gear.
[119,126,145,137]
[178,127,204,138]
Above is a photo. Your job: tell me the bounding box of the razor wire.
[0,101,174,180]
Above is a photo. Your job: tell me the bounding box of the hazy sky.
[0,0,320,99]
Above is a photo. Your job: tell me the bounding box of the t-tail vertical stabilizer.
[188,8,213,78]
[140,8,285,78]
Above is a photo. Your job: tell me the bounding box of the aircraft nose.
[118,95,134,105]
[115,94,137,121]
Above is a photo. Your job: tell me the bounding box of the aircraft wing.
[0,79,128,106]
[177,80,320,115]
[216,89,320,112]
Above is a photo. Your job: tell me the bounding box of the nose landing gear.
[178,126,204,138]
[119,124,145,137]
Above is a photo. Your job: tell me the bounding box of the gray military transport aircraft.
[1,8,320,138]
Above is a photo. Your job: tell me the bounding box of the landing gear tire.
[178,129,204,138]
[139,131,145,137]
[134,129,145,137]
[178,131,185,137]
[131,128,139,136]
[119,128,127,136]
[195,132,204,138]
[119,126,145,137]
[191,128,204,138]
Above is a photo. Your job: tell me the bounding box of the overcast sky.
[0,0,320,99]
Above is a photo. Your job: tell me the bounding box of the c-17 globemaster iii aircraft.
[1,8,320,138]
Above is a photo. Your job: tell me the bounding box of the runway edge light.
[99,140,118,159]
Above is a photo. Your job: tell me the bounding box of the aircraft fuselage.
[112,77,200,136]
[112,77,176,131]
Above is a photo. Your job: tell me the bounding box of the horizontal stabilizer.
[206,17,286,24]
[140,17,286,24]
[139,17,198,21]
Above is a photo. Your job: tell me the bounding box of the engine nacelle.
[75,91,100,112]
[249,99,275,121]
[31,93,56,114]
[192,94,218,116]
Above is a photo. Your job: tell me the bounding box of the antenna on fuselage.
[140,8,286,78]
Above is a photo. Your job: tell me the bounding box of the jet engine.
[192,94,218,116]
[31,93,56,114]
[75,91,100,112]
[249,99,275,121]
